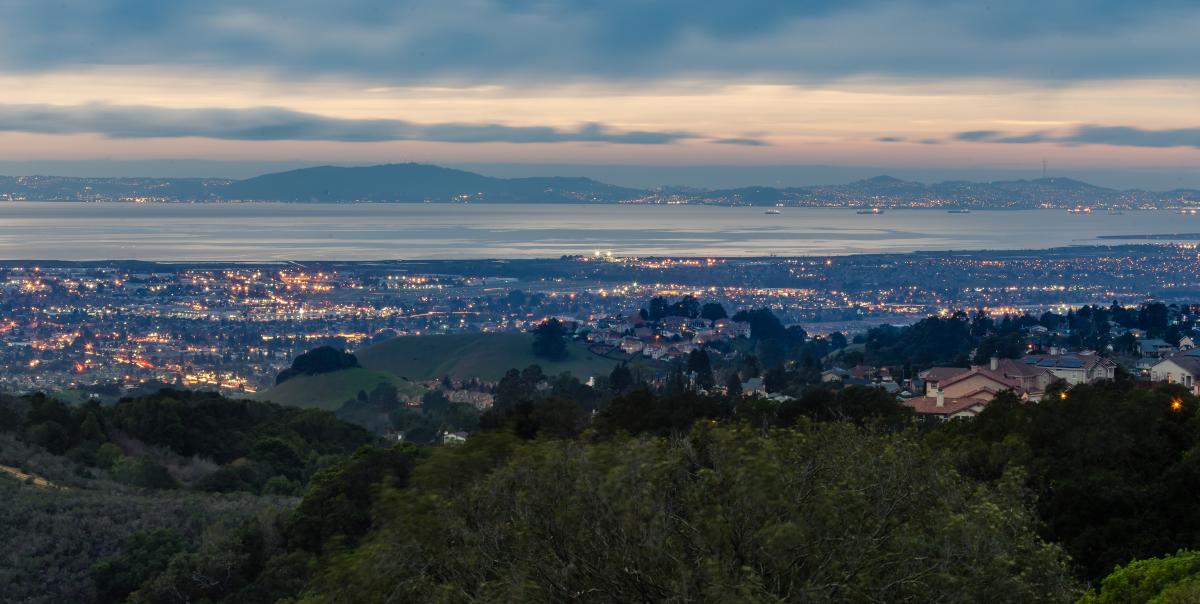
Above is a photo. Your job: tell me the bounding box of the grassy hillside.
[356,332,618,381]
[256,367,423,410]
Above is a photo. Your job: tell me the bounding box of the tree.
[700,302,728,322]
[111,457,178,490]
[508,397,589,440]
[1080,550,1200,603]
[609,363,633,394]
[686,349,715,391]
[531,318,568,361]
[829,331,848,350]
[732,307,787,342]
[305,426,1080,603]
[420,390,450,415]
[646,296,671,321]
[286,444,418,553]
[494,365,547,408]
[505,290,527,308]
[1113,331,1138,355]
[1139,302,1169,338]
[725,371,743,397]
[91,529,187,604]
[276,346,360,384]
[934,382,1200,581]
[668,295,700,318]
[763,364,790,393]
[974,332,1025,364]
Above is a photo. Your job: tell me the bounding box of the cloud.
[955,131,999,142]
[953,125,1200,149]
[712,138,770,146]
[0,103,698,144]
[1066,125,1200,149]
[0,1,1197,83]
[876,136,904,143]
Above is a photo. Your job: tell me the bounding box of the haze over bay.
[0,202,1196,261]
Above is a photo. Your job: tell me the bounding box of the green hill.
[356,332,619,382]
[256,367,422,410]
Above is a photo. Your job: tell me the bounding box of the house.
[642,341,669,359]
[741,377,767,396]
[904,390,990,420]
[1179,336,1196,351]
[920,367,971,396]
[1150,352,1200,393]
[594,330,622,346]
[446,389,494,410]
[714,319,752,338]
[692,331,726,345]
[1021,353,1116,386]
[442,431,468,445]
[989,357,1053,398]
[660,316,689,331]
[766,392,795,403]
[927,366,1021,401]
[821,368,849,383]
[619,337,644,355]
[1137,338,1175,358]
[848,365,881,381]
[1136,357,1159,375]
[910,360,1030,419]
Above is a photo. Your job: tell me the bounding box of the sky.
[0,0,1198,188]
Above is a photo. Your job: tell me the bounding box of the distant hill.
[356,332,618,381]
[256,367,422,410]
[700,175,1200,208]
[222,163,643,203]
[2,163,1198,208]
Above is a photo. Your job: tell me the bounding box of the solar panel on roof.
[1037,359,1056,366]
[1059,359,1084,368]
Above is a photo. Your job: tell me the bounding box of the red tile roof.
[904,395,989,416]
[939,367,1021,391]
[920,367,966,383]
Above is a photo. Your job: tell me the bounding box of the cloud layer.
[0,1,1198,83]
[955,126,1200,150]
[0,103,704,144]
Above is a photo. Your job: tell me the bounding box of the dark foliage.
[932,382,1200,581]
[286,444,420,553]
[275,346,360,385]
[531,318,568,361]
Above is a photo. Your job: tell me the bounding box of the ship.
[764,209,782,215]
[1067,207,1093,214]
[947,209,971,214]
[1107,208,1124,215]
[856,208,884,215]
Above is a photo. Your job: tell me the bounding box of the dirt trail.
[0,464,61,489]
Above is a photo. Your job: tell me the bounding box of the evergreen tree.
[687,349,715,391]
[700,302,728,322]
[725,371,743,397]
[531,318,568,361]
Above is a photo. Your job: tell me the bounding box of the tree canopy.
[304,424,1078,603]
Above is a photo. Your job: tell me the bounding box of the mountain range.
[1,163,1198,209]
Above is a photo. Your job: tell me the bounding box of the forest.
[3,348,1200,601]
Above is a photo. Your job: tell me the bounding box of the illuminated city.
[2,243,1197,397]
